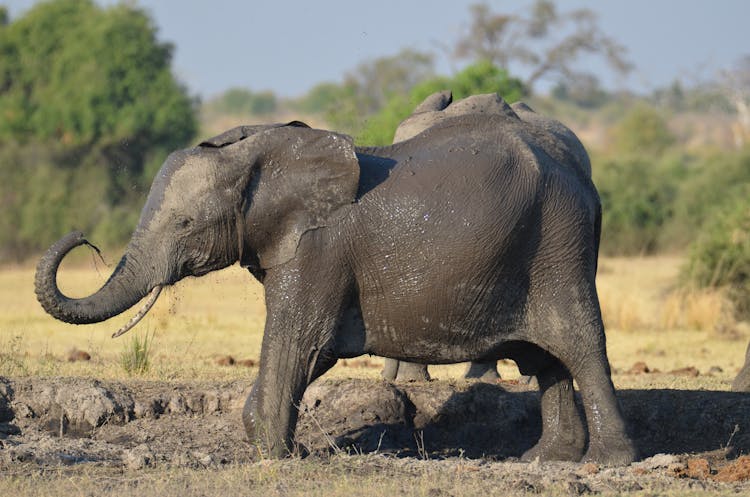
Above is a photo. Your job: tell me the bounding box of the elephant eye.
[177,216,193,230]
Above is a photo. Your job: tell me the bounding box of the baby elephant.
[35,93,637,465]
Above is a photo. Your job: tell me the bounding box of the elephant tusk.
[111,286,163,338]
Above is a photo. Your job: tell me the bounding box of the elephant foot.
[381,360,431,382]
[464,361,500,382]
[582,437,639,466]
[242,385,294,459]
[521,431,586,462]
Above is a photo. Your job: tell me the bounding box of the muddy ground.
[3,375,750,493]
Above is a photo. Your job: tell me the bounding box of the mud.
[2,375,750,492]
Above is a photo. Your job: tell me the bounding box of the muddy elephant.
[733,341,750,391]
[382,90,500,383]
[35,94,637,464]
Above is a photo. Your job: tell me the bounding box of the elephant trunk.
[34,231,161,333]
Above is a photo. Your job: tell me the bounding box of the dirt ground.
[3,375,750,495]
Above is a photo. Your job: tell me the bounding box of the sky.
[3,1,749,99]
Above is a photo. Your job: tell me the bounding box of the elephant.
[382,90,500,383]
[35,93,637,465]
[732,341,750,391]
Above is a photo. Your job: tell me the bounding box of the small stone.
[685,458,711,479]
[192,451,212,466]
[576,462,600,476]
[216,355,235,366]
[66,348,91,362]
[123,443,154,470]
[669,366,699,377]
[628,361,650,374]
[636,453,680,470]
[567,480,592,495]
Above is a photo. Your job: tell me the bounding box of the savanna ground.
[2,253,750,496]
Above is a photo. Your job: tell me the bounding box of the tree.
[0,0,195,154]
[0,0,197,259]
[610,104,675,156]
[453,1,632,94]
[721,55,750,148]
[205,88,278,116]
[358,61,526,145]
[294,49,436,135]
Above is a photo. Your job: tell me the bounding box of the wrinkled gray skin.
[35,94,636,465]
[732,341,750,391]
[383,90,500,383]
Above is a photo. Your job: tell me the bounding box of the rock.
[216,356,235,366]
[635,453,681,470]
[628,362,650,374]
[669,366,699,377]
[123,443,155,470]
[29,380,133,435]
[66,348,91,362]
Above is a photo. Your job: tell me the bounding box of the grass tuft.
[120,330,154,376]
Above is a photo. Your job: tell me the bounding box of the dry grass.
[0,255,747,386]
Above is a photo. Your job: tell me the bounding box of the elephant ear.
[239,125,360,269]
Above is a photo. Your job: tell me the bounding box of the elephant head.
[35,122,360,336]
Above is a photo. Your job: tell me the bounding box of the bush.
[684,194,750,319]
[357,61,527,145]
[609,103,675,156]
[594,155,679,255]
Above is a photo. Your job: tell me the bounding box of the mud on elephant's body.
[35,94,637,465]
[382,90,507,384]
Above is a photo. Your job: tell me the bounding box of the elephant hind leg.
[510,344,585,462]
[545,318,638,465]
[381,359,431,382]
[520,356,585,462]
[464,360,501,381]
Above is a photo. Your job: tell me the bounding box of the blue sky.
[4,1,749,98]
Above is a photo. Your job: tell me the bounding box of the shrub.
[684,194,750,319]
[594,155,678,255]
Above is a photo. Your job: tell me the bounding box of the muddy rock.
[300,379,414,453]
[123,443,155,469]
[23,379,134,435]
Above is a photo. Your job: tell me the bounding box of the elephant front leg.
[242,268,345,458]
[242,334,317,458]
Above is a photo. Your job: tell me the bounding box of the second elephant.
[381,91,506,383]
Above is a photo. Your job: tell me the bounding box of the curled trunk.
[35,231,157,327]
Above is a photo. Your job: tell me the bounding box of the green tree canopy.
[0,0,197,260]
[205,88,278,116]
[610,104,675,156]
[0,0,195,151]
[358,61,527,145]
